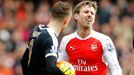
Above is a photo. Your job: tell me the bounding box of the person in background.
[0,39,14,75]
[21,1,72,75]
[130,35,134,75]
[58,0,122,75]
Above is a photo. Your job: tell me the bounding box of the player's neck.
[77,27,93,38]
[47,20,64,36]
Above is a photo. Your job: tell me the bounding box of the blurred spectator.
[34,1,50,25]
[130,35,134,75]
[0,0,133,75]
[98,0,113,25]
[0,39,14,75]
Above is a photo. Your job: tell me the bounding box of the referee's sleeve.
[46,56,65,75]
[20,48,29,75]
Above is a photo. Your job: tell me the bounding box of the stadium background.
[0,0,133,75]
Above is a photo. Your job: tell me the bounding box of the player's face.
[75,5,96,28]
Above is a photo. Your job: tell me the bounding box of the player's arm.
[42,33,65,75]
[58,37,69,62]
[103,37,122,75]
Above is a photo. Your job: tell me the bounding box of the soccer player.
[20,1,72,75]
[58,1,122,75]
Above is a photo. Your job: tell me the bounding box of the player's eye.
[91,11,95,15]
[84,11,89,14]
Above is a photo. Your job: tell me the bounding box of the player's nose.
[87,14,91,19]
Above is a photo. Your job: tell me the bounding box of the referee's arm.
[20,48,29,75]
[43,35,65,75]
[46,55,65,75]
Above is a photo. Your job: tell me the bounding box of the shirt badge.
[90,44,97,52]
[107,43,114,52]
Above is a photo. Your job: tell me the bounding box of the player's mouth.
[87,19,92,24]
[87,17,93,22]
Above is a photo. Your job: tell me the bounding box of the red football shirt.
[58,31,122,75]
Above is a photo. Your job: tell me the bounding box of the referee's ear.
[64,18,68,25]
[63,18,70,28]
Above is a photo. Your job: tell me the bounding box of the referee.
[21,1,72,75]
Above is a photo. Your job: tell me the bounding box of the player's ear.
[74,13,78,20]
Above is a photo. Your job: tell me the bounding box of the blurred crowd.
[0,0,133,75]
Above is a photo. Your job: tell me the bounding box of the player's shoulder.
[92,31,111,40]
[62,32,77,41]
